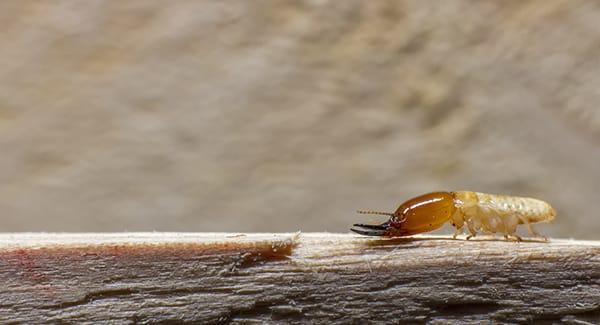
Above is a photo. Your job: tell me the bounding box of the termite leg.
[525,223,544,239]
[518,215,548,241]
[465,221,477,240]
[452,226,463,239]
[504,234,522,242]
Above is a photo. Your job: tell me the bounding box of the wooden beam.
[0,233,598,324]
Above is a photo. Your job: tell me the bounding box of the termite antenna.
[356,210,395,217]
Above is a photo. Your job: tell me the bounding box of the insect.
[351,191,556,241]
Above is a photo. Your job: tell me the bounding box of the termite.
[351,191,556,241]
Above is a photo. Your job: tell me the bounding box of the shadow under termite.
[351,235,450,251]
[352,234,549,249]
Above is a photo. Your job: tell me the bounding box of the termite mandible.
[351,191,556,241]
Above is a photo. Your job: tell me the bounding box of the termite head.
[351,192,457,237]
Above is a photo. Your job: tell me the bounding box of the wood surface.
[0,233,598,324]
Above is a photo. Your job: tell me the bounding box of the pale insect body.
[351,191,556,241]
[450,191,556,240]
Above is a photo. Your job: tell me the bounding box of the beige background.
[0,1,599,239]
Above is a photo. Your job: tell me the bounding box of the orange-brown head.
[351,192,457,237]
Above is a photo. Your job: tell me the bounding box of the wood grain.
[0,233,598,324]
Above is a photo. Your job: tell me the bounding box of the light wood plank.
[0,233,598,324]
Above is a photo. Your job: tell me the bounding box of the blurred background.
[1,1,599,239]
